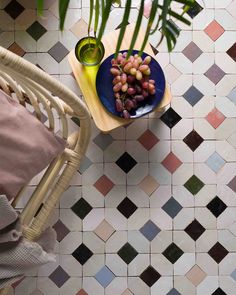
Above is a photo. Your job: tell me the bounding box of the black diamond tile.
[208,242,229,263]
[48,41,69,63]
[116,152,137,173]
[184,1,203,19]
[72,243,93,265]
[117,197,137,218]
[183,130,204,151]
[207,196,227,218]
[117,243,138,264]
[212,287,227,295]
[4,0,24,19]
[183,85,204,106]
[49,266,70,288]
[26,21,47,41]
[226,43,236,62]
[71,198,92,220]
[184,219,206,241]
[160,107,182,128]
[162,243,184,264]
[140,266,161,287]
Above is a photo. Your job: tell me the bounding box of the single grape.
[123,52,127,58]
[134,95,144,101]
[121,83,128,92]
[125,99,134,111]
[142,81,149,89]
[116,99,123,112]
[133,59,139,69]
[130,68,137,76]
[110,67,121,76]
[137,56,142,64]
[113,75,121,85]
[149,88,156,95]
[134,54,139,59]
[139,65,149,73]
[143,56,151,65]
[113,82,122,92]
[149,79,155,84]
[127,75,135,84]
[136,70,143,80]
[121,73,127,84]
[123,109,130,119]
[143,68,151,76]
[127,87,136,95]
[129,56,135,63]
[123,62,132,73]
[148,83,155,92]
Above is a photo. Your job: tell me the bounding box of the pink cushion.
[0,90,66,200]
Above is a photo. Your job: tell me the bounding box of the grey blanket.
[0,195,56,289]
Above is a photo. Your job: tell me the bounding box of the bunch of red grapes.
[110,52,156,119]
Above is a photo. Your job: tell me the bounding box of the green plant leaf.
[174,0,195,5]
[37,0,44,16]
[114,0,132,58]
[127,0,145,58]
[94,0,100,36]
[101,0,105,14]
[88,0,94,35]
[96,0,113,47]
[59,0,70,30]
[167,8,191,25]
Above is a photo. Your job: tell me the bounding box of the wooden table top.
[68,24,172,132]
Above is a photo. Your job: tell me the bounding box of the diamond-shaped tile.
[8,42,25,57]
[184,175,205,195]
[208,242,229,263]
[162,243,184,264]
[48,41,69,63]
[94,220,115,241]
[72,243,93,265]
[162,197,183,218]
[207,196,227,218]
[167,289,181,295]
[227,176,236,193]
[95,266,115,288]
[183,130,204,151]
[93,133,113,150]
[116,152,137,173]
[79,156,93,174]
[139,220,161,241]
[205,64,225,85]
[185,219,206,241]
[52,219,70,242]
[71,198,92,220]
[204,20,225,41]
[185,1,203,18]
[30,289,43,295]
[182,42,203,62]
[186,265,207,286]
[161,152,182,174]
[226,42,236,62]
[183,86,204,106]
[117,197,137,218]
[139,175,159,196]
[140,266,161,287]
[138,129,159,151]
[206,152,225,173]
[49,266,70,288]
[121,289,134,295]
[160,107,182,129]
[212,288,227,295]
[118,242,138,264]
[230,269,236,281]
[227,87,236,104]
[76,290,88,295]
[94,175,114,196]
[4,0,24,19]
[26,21,47,41]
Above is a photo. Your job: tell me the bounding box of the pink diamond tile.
[138,129,159,151]
[94,175,114,196]
[94,220,115,241]
[228,176,236,193]
[162,152,183,174]
[139,175,160,196]
[186,265,207,286]
[122,289,134,295]
[204,20,225,41]
[206,108,225,129]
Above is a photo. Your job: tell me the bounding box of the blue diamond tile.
[78,155,93,174]
[183,86,204,106]
[93,133,113,150]
[162,197,183,218]
[228,87,236,104]
[167,288,181,295]
[206,152,225,173]
[231,269,236,281]
[95,266,115,288]
[139,220,161,241]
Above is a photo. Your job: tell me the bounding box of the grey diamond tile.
[95,266,115,288]
[79,155,93,174]
[182,41,203,62]
[227,87,236,104]
[162,197,183,218]
[228,176,236,193]
[167,289,181,295]
[231,269,236,281]
[48,41,69,63]
[139,220,161,241]
[49,266,70,288]
[206,152,225,173]
[93,133,113,150]
[183,86,204,106]
[52,219,70,242]
[205,64,225,85]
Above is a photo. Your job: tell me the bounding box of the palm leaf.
[94,0,100,36]
[88,0,94,35]
[127,0,145,58]
[96,0,113,47]
[114,0,132,58]
[37,0,44,16]
[174,0,195,6]
[59,0,70,30]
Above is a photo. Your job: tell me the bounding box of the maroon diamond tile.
[161,152,182,173]
[208,242,229,263]
[226,43,236,62]
[52,219,70,242]
[183,130,204,151]
[204,20,224,41]
[94,175,114,196]
[206,108,225,129]
[182,41,203,62]
[228,176,236,193]
[8,42,25,57]
[205,64,225,85]
[138,129,159,151]
[49,266,70,288]
[76,290,88,295]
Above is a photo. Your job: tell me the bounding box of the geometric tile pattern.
[3,0,235,294]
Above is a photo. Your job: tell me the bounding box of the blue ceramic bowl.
[96,50,166,119]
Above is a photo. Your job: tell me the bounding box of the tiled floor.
[1,0,236,294]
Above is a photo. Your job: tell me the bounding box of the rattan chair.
[0,46,91,295]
